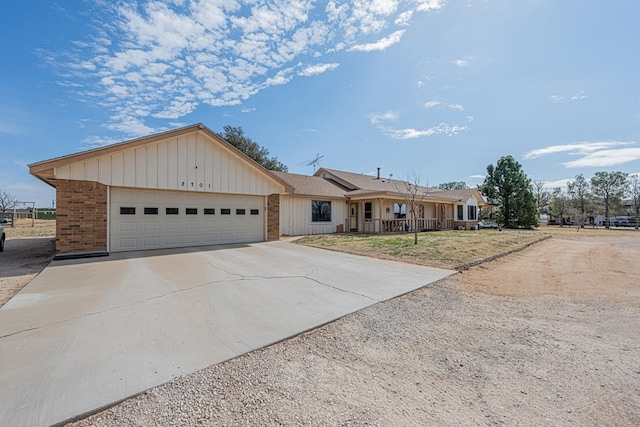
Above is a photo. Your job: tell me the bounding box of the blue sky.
[1,0,639,208]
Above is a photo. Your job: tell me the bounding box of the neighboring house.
[36,208,57,219]
[273,168,489,236]
[28,124,488,255]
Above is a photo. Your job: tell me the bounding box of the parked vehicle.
[613,216,633,227]
[0,222,5,252]
[477,220,498,229]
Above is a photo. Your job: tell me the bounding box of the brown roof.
[270,171,348,198]
[315,168,439,198]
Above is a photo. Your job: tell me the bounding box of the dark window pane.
[250,209,259,215]
[364,202,372,219]
[221,209,231,215]
[144,207,158,215]
[186,208,197,215]
[120,207,136,215]
[311,200,331,222]
[236,209,246,215]
[204,208,215,215]
[166,207,179,215]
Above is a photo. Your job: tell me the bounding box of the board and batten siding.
[55,132,284,196]
[279,196,348,236]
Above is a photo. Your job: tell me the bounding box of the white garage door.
[110,188,265,252]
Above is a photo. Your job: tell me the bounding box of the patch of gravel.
[68,273,640,426]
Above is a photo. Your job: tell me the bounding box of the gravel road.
[66,235,640,426]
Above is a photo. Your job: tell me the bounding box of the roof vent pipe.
[377,167,380,179]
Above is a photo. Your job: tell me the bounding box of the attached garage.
[110,188,265,252]
[28,124,291,254]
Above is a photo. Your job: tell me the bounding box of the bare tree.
[0,189,17,216]
[533,180,551,218]
[630,175,640,230]
[397,172,431,245]
[567,173,591,230]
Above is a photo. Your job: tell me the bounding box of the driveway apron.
[0,240,454,426]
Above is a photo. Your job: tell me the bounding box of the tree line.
[479,155,640,229]
[535,171,640,228]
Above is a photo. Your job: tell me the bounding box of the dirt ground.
[0,237,56,307]
[1,232,638,425]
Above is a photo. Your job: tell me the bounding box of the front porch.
[346,198,461,234]
[361,217,455,233]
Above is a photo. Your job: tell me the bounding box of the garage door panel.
[143,222,160,231]
[110,188,265,252]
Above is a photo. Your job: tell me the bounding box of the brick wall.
[56,180,108,253]
[267,193,280,241]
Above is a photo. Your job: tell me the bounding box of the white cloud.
[348,29,406,52]
[58,0,447,137]
[298,62,340,76]
[563,148,640,168]
[369,108,467,139]
[424,100,464,110]
[82,135,124,148]
[523,141,634,159]
[571,90,588,101]
[551,90,588,103]
[453,59,468,67]
[380,123,468,139]
[468,174,485,180]
[241,107,256,113]
[368,110,400,125]
[543,178,574,189]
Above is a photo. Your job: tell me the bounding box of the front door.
[350,202,358,231]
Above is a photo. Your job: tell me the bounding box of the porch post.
[378,198,384,234]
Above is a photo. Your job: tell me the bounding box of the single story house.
[29,124,488,255]
[272,169,489,236]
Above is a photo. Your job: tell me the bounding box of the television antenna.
[307,153,324,172]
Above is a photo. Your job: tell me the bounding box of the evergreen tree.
[438,181,468,190]
[479,155,537,228]
[220,126,288,172]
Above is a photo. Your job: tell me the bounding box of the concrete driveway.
[0,240,454,426]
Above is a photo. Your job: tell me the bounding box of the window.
[166,207,179,215]
[186,208,197,215]
[236,209,246,215]
[394,203,405,219]
[221,209,231,215]
[311,200,331,222]
[457,205,464,221]
[144,207,158,215]
[467,205,477,221]
[120,207,136,215]
[250,209,259,215]
[365,202,372,219]
[204,208,215,215]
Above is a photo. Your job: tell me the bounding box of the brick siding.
[56,180,108,253]
[267,193,280,241]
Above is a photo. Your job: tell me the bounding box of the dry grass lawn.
[3,219,56,238]
[295,226,639,269]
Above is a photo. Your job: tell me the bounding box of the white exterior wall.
[280,196,348,236]
[457,197,479,220]
[55,132,284,196]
